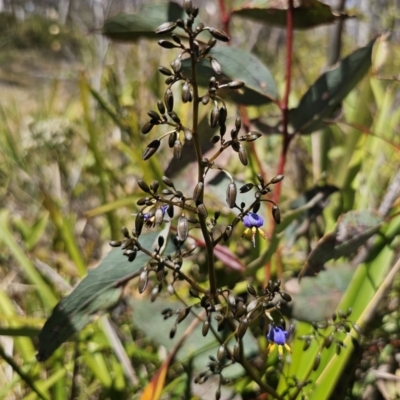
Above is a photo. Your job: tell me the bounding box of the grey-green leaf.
[102,2,184,41]
[289,38,376,134]
[183,47,278,105]
[36,230,162,361]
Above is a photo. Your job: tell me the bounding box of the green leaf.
[183,47,278,105]
[102,2,184,41]
[299,210,383,279]
[37,230,163,361]
[232,0,350,29]
[289,38,376,134]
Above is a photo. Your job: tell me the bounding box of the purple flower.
[243,212,264,228]
[266,324,293,358]
[242,213,266,247]
[143,205,169,228]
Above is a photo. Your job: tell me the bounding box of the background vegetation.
[0,0,400,399]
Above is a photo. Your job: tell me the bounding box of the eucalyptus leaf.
[289,38,376,134]
[232,0,351,29]
[37,230,164,361]
[102,2,184,41]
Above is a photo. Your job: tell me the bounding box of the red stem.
[266,0,295,283]
[218,0,230,35]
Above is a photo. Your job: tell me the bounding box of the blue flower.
[242,212,267,247]
[266,324,293,358]
[143,205,169,227]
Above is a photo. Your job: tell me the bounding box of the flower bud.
[174,139,182,160]
[155,21,177,35]
[272,205,281,224]
[177,216,189,241]
[142,139,160,160]
[226,182,237,208]
[164,88,174,112]
[208,27,230,42]
[138,269,148,294]
[211,58,222,74]
[238,145,248,166]
[210,107,219,128]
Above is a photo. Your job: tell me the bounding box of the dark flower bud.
[171,34,181,44]
[169,111,181,124]
[167,204,174,218]
[158,40,178,49]
[210,135,220,144]
[217,345,226,361]
[192,6,199,18]
[138,179,151,193]
[193,182,204,204]
[138,269,148,294]
[233,341,241,361]
[279,291,292,302]
[207,27,230,42]
[253,201,260,213]
[150,180,159,193]
[247,284,257,296]
[210,107,219,128]
[151,286,159,302]
[170,58,182,73]
[169,325,177,339]
[272,205,281,224]
[174,139,182,160]
[313,353,321,371]
[141,121,154,134]
[162,176,175,188]
[109,240,122,247]
[128,251,137,262]
[226,182,237,208]
[303,338,312,351]
[164,89,174,112]
[195,22,204,32]
[122,226,130,238]
[157,100,165,115]
[219,106,227,126]
[231,127,238,141]
[142,139,160,160]
[155,21,177,35]
[324,334,333,348]
[177,215,189,241]
[202,320,209,336]
[158,66,173,76]
[245,132,262,142]
[168,131,177,148]
[184,0,193,14]
[240,183,254,193]
[177,307,191,323]
[165,76,174,85]
[147,110,160,120]
[238,145,248,166]
[228,80,245,89]
[237,318,249,339]
[201,94,210,105]
[215,388,221,400]
[270,174,284,184]
[211,58,222,74]
[135,213,144,236]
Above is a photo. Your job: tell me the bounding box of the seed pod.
[217,345,226,361]
[210,107,219,128]
[201,94,210,105]
[193,182,204,204]
[142,139,161,160]
[247,284,256,296]
[238,145,248,166]
[202,320,210,336]
[158,66,173,76]
[164,89,174,112]
[138,269,148,294]
[137,180,150,193]
[158,39,177,49]
[174,139,182,160]
[168,131,177,148]
[147,110,159,121]
[270,174,284,184]
[170,325,177,339]
[313,353,321,371]
[109,240,122,247]
[141,121,154,134]
[228,80,245,89]
[162,176,175,188]
[271,205,281,224]
[233,341,241,361]
[177,216,189,241]
[240,183,254,193]
[170,58,182,73]
[182,82,191,103]
[128,251,137,262]
[208,27,230,42]
[237,318,249,339]
[169,111,181,124]
[156,100,165,115]
[121,226,130,238]
[135,213,145,236]
[211,58,222,74]
[235,117,241,130]
[279,291,292,302]
[156,21,177,34]
[177,307,191,323]
[226,182,237,208]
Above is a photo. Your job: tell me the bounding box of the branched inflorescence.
[108,1,359,398]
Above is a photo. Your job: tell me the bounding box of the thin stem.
[188,31,218,296]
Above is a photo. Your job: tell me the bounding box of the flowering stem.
[189,30,217,297]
